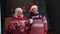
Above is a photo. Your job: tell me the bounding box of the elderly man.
[29,4,48,34]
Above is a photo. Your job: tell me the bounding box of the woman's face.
[32,8,38,14]
[17,11,23,17]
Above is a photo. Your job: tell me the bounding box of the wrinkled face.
[17,11,23,17]
[32,8,38,14]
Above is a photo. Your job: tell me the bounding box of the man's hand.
[44,33,47,34]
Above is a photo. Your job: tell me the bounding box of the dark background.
[1,0,60,34]
[46,0,60,34]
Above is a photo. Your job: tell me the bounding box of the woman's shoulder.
[10,17,17,20]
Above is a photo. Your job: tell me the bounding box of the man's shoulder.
[39,12,44,16]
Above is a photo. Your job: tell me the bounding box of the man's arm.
[43,16,48,34]
[29,19,33,24]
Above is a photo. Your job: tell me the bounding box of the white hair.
[14,7,23,18]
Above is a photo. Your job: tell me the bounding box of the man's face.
[32,8,38,14]
[17,11,23,17]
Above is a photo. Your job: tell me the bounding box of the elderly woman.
[7,7,30,34]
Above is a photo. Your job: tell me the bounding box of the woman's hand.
[20,29,24,32]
